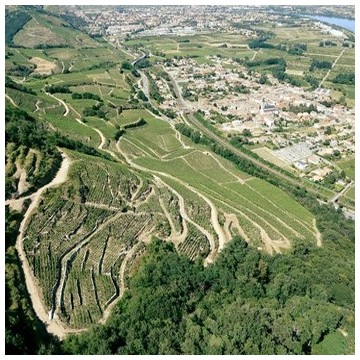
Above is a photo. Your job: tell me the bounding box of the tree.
[242,129,252,137]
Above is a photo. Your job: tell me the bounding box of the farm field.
[252,147,293,169]
[344,185,355,201]
[120,115,320,255]
[337,157,355,180]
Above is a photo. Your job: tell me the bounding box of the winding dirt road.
[5,93,18,107]
[12,151,75,340]
[100,241,142,324]
[47,93,70,117]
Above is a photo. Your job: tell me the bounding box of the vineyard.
[5,6,324,334]
[120,114,320,255]
[21,152,154,328]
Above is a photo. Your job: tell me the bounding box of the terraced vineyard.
[5,5,327,336]
[22,152,154,328]
[119,115,320,256]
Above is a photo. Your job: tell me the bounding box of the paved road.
[317,180,355,221]
[331,180,354,204]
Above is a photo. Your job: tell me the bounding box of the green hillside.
[5,5,355,356]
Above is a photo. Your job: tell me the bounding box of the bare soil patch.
[30,57,57,75]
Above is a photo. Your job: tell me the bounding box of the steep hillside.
[5,5,354,355]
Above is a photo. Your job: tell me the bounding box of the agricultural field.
[22,151,156,327]
[252,147,293,170]
[337,157,355,180]
[120,114,320,255]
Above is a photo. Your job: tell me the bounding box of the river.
[307,15,355,32]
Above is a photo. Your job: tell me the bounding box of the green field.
[337,157,355,180]
[119,114,318,253]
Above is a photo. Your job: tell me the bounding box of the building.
[294,160,308,171]
[307,154,321,165]
[260,99,277,114]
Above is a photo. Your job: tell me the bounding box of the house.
[263,117,275,128]
[260,99,277,114]
[294,160,308,171]
[311,174,323,182]
[307,154,321,165]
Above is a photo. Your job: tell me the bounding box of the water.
[307,15,355,32]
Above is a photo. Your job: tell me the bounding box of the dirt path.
[119,139,230,263]
[84,202,122,211]
[319,48,345,87]
[250,48,260,61]
[224,213,250,243]
[175,130,191,149]
[130,174,144,203]
[313,219,322,247]
[100,241,142,324]
[120,145,217,264]
[74,117,122,162]
[153,177,188,244]
[34,100,42,113]
[54,211,125,322]
[198,184,290,254]
[14,151,73,340]
[47,93,70,117]
[17,166,30,195]
[205,151,245,184]
[158,197,178,241]
[154,176,215,263]
[246,182,315,233]
[5,93,18,107]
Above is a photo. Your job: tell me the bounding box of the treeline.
[309,59,332,71]
[287,43,307,55]
[5,10,31,45]
[34,43,68,49]
[45,84,71,94]
[5,106,62,197]
[59,13,88,30]
[72,92,102,101]
[240,57,303,87]
[320,40,337,47]
[175,122,282,181]
[248,39,307,56]
[248,38,275,49]
[135,57,151,69]
[123,118,147,129]
[7,64,34,77]
[145,70,164,104]
[6,76,36,95]
[83,103,106,119]
[233,84,250,94]
[5,106,110,173]
[332,72,354,85]
[288,103,317,114]
[175,119,327,204]
[88,61,116,71]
